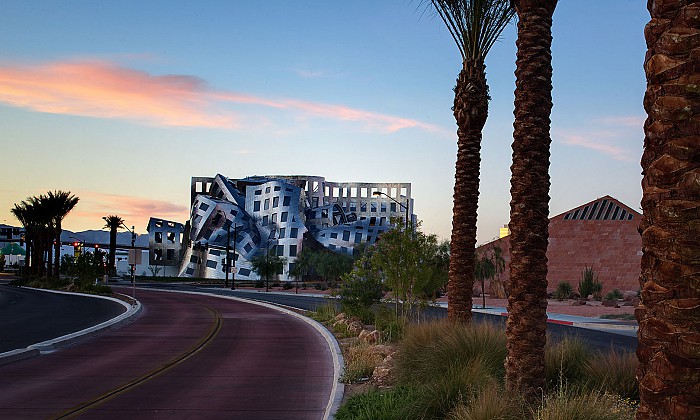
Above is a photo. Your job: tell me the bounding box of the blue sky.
[0,1,648,244]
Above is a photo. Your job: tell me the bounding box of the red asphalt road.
[0,288,335,419]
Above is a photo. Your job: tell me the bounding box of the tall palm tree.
[504,0,557,402]
[429,0,515,323]
[637,1,700,418]
[42,191,79,279]
[103,215,124,277]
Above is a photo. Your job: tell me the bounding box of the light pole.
[373,191,410,229]
[119,223,136,298]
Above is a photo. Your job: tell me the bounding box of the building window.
[390,202,396,212]
[199,203,209,212]
[244,243,253,253]
[354,232,362,244]
[329,244,336,250]
[281,212,288,222]
[361,202,367,212]
[330,232,338,239]
[239,268,251,277]
[265,186,270,193]
[274,186,281,191]
[289,245,297,257]
[155,232,163,243]
[254,201,261,212]
[273,196,279,208]
[206,260,217,269]
[277,245,284,256]
[279,228,286,238]
[255,189,262,195]
[262,215,269,225]
[381,202,387,212]
[283,196,291,206]
[290,228,299,238]
[264,198,270,210]
[343,231,350,241]
[166,249,174,260]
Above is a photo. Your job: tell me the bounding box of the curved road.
[140,284,638,352]
[0,288,336,419]
[0,285,126,353]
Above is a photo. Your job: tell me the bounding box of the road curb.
[0,288,142,364]
[141,287,345,420]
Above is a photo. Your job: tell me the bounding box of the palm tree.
[42,191,79,278]
[103,215,124,277]
[429,0,515,323]
[636,2,700,418]
[504,0,557,402]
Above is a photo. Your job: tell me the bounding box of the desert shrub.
[579,266,603,299]
[448,382,527,420]
[374,306,406,342]
[335,386,418,420]
[398,320,506,386]
[254,280,264,288]
[534,388,635,420]
[605,289,623,301]
[282,282,293,290]
[553,281,574,300]
[585,348,639,400]
[340,341,384,383]
[309,301,338,323]
[314,282,328,291]
[545,336,591,391]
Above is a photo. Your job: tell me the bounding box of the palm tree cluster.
[10,191,79,278]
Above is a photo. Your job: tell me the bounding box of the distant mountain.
[60,229,149,247]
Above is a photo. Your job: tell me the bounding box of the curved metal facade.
[154,174,413,281]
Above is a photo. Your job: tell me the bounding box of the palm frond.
[429,0,515,62]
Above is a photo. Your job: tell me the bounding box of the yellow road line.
[51,305,223,419]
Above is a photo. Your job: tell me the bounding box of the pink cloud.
[0,60,236,128]
[596,115,646,128]
[66,191,189,233]
[556,131,636,162]
[0,59,440,134]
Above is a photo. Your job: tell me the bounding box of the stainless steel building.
[151,174,413,281]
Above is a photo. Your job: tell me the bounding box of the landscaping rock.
[602,299,619,308]
[358,329,381,345]
[371,351,397,389]
[622,290,638,301]
[347,320,365,336]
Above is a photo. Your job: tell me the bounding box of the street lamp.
[373,191,410,229]
[223,220,240,290]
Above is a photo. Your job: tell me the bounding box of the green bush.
[254,280,264,288]
[309,301,338,323]
[605,289,623,301]
[282,282,293,290]
[339,274,384,323]
[553,281,574,300]
[579,266,603,299]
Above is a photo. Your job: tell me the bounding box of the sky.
[0,1,648,244]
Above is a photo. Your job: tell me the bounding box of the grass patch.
[335,386,418,420]
[534,388,635,419]
[545,336,591,390]
[599,313,636,320]
[586,348,639,400]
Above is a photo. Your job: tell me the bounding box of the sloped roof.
[554,195,640,222]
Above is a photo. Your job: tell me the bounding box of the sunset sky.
[1,1,647,244]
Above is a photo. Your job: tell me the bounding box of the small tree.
[579,266,602,300]
[250,249,286,292]
[370,220,449,320]
[474,244,506,306]
[339,248,384,322]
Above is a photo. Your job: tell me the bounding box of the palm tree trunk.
[505,0,556,402]
[447,63,489,323]
[109,226,117,276]
[636,2,700,418]
[54,222,62,279]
